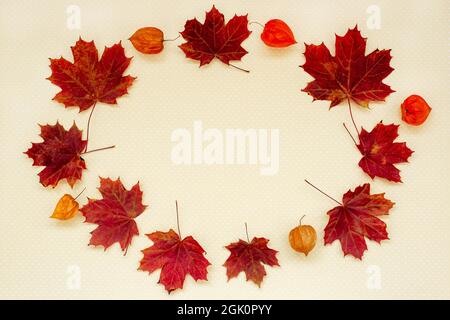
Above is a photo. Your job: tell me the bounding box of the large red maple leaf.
[224,237,279,287]
[48,38,135,111]
[301,26,394,108]
[179,6,251,67]
[357,123,413,182]
[80,177,147,254]
[324,184,394,259]
[139,229,211,293]
[25,122,87,188]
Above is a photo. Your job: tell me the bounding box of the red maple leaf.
[179,6,251,67]
[139,229,211,293]
[224,237,279,287]
[301,26,394,108]
[357,123,413,182]
[80,177,147,254]
[25,122,87,188]
[48,38,135,112]
[324,183,394,259]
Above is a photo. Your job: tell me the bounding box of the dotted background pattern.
[0,0,449,299]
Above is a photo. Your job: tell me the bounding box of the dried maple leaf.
[48,38,135,112]
[139,229,211,293]
[323,183,394,259]
[301,26,394,108]
[224,237,279,287]
[80,177,147,254]
[179,6,251,68]
[357,123,413,182]
[25,122,87,188]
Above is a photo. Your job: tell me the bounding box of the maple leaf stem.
[343,123,358,146]
[74,186,87,200]
[245,222,250,242]
[175,200,181,237]
[81,145,115,155]
[163,35,180,42]
[304,179,342,205]
[347,98,360,137]
[85,103,97,152]
[229,63,250,73]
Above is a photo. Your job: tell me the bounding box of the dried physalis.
[130,27,164,54]
[51,188,85,220]
[289,215,317,256]
[401,94,432,126]
[260,19,296,48]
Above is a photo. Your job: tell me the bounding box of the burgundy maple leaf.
[80,177,147,254]
[25,122,87,188]
[139,229,211,293]
[224,236,279,287]
[324,183,394,259]
[357,123,413,182]
[179,6,251,68]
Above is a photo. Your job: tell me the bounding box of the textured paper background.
[1,0,449,299]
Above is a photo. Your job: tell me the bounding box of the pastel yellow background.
[1,0,449,299]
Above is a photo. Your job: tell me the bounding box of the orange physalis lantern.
[130,27,164,54]
[401,94,432,126]
[50,193,81,220]
[260,19,297,48]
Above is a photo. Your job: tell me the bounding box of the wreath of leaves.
[25,6,417,292]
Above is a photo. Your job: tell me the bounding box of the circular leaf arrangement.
[25,6,431,293]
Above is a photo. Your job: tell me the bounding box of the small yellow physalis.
[289,215,317,256]
[50,188,85,220]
